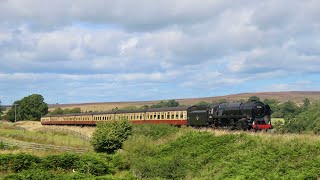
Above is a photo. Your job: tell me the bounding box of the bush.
[280,102,320,133]
[11,154,41,172]
[76,154,111,176]
[4,169,58,180]
[42,153,80,170]
[91,120,132,153]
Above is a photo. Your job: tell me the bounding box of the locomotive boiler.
[187,100,272,130]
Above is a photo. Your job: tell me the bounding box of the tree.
[248,96,260,101]
[281,102,320,134]
[91,120,132,153]
[7,94,48,122]
[195,101,210,106]
[303,98,311,107]
[63,107,81,114]
[280,101,301,118]
[150,100,180,108]
[49,107,64,115]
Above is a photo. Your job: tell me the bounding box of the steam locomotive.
[187,100,272,130]
[41,100,272,130]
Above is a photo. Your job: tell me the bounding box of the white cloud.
[0,0,320,104]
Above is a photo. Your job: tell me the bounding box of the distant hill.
[47,91,320,112]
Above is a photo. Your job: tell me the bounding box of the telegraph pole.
[13,104,18,123]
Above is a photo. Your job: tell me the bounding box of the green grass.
[123,124,320,179]
[0,123,90,148]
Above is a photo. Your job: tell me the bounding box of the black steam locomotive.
[187,100,272,130]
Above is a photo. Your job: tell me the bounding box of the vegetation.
[49,107,81,115]
[0,153,132,179]
[248,96,260,101]
[6,94,48,122]
[91,120,132,153]
[122,124,320,179]
[149,99,180,108]
[275,102,320,134]
[195,101,210,106]
[0,122,91,148]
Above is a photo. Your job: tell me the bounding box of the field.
[0,121,94,154]
[123,124,320,179]
[2,121,320,179]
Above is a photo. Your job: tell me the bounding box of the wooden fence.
[0,138,91,153]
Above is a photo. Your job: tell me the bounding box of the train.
[41,100,272,130]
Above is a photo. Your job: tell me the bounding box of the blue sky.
[0,0,320,105]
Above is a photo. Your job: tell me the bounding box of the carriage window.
[176,113,179,119]
[180,112,184,118]
[167,114,170,119]
[154,114,157,119]
[171,113,175,119]
[161,115,164,119]
[158,115,160,119]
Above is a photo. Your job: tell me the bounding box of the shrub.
[76,154,111,176]
[280,102,320,133]
[42,153,80,170]
[11,154,41,172]
[4,169,57,180]
[91,120,132,153]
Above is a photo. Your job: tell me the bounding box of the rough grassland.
[123,124,320,179]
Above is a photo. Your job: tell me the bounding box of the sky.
[0,0,320,105]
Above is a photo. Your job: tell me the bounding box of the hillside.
[47,91,320,112]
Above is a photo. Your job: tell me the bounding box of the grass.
[0,122,91,148]
[123,124,320,179]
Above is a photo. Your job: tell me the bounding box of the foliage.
[0,154,41,172]
[132,124,180,140]
[6,94,48,122]
[195,101,210,106]
[42,153,80,170]
[280,101,302,119]
[119,106,141,111]
[279,102,320,133]
[150,100,180,108]
[49,107,81,115]
[91,120,132,153]
[1,153,117,179]
[248,96,260,101]
[123,126,320,179]
[63,107,81,114]
[76,154,111,176]
[303,98,311,107]
[49,107,64,115]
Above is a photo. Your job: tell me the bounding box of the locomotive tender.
[41,100,272,130]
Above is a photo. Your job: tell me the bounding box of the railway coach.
[41,107,188,126]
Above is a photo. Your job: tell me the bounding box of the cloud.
[0,0,320,104]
